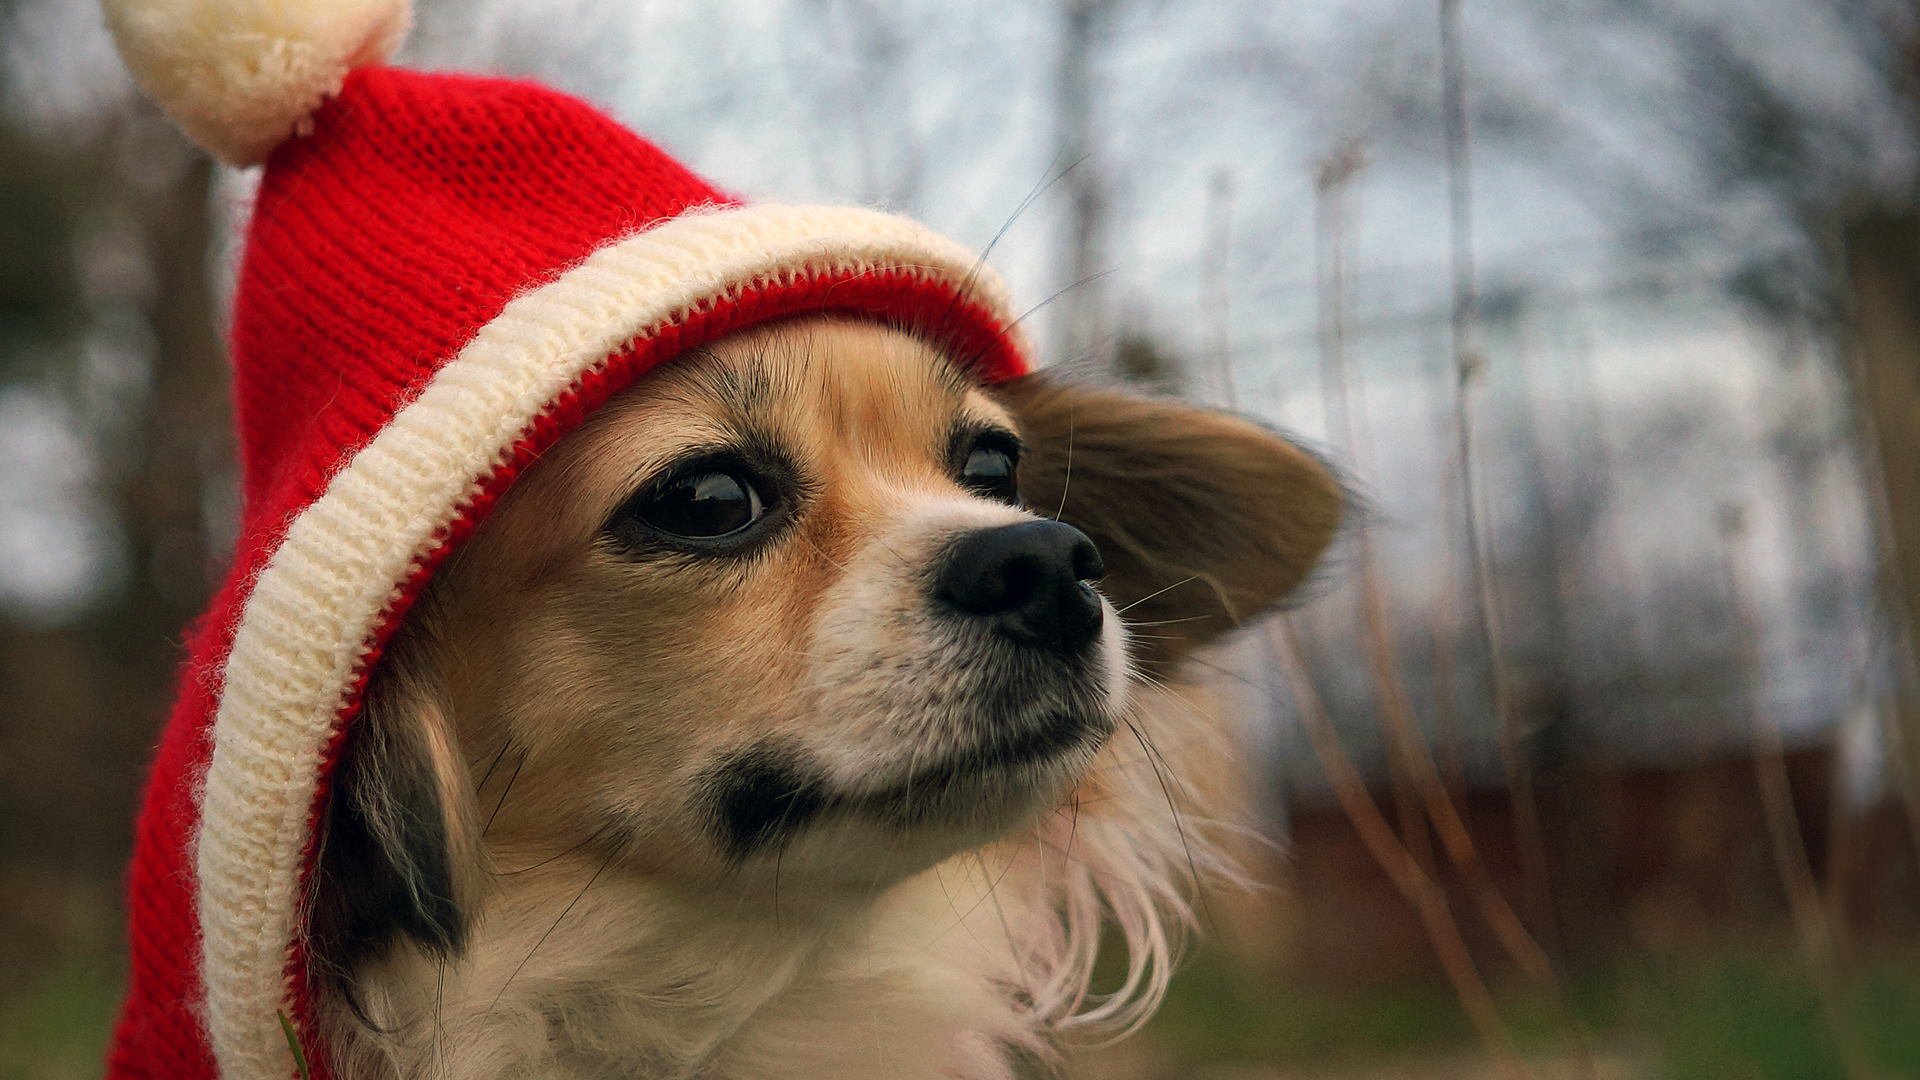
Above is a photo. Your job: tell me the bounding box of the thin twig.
[1721,506,1880,1080]
[1439,0,1562,955]
[1271,619,1533,1080]
[1204,167,1238,407]
[1315,141,1436,870]
[1315,130,1595,1074]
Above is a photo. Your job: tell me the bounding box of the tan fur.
[311,317,1342,1079]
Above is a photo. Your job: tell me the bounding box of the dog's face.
[423,320,1128,887]
[315,313,1342,983]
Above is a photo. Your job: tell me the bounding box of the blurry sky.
[2,0,1912,760]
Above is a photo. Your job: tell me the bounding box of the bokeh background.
[6,1,1920,1077]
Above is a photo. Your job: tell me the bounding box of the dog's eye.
[959,437,1020,505]
[636,467,766,539]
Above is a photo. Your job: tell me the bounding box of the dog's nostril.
[1071,537,1104,583]
[998,555,1043,607]
[935,520,1105,652]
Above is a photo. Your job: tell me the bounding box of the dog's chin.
[702,707,1117,885]
[841,709,1114,824]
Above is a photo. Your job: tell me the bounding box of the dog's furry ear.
[311,650,480,999]
[993,373,1343,667]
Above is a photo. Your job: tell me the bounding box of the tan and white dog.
[309,317,1341,1079]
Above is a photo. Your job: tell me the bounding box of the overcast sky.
[0,0,1903,760]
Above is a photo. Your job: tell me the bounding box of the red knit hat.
[99,2,1030,1076]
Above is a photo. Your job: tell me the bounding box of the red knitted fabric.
[232,69,734,519]
[107,66,1026,1080]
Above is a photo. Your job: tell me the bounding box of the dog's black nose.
[935,520,1105,652]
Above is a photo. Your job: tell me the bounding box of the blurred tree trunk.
[0,115,229,966]
[89,121,231,871]
[1844,211,1920,845]
[1051,0,1114,371]
[115,137,232,641]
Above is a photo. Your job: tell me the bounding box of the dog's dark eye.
[636,468,766,539]
[959,437,1020,505]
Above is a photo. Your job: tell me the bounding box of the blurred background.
[5,0,1920,1077]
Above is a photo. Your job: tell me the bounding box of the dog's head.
[312,316,1341,993]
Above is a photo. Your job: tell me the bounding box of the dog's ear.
[992,373,1343,668]
[311,649,480,998]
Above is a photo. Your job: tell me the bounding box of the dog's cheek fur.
[311,639,482,1010]
[992,373,1344,667]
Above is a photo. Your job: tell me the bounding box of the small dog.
[310,316,1341,1079]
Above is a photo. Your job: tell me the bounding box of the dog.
[308,315,1341,1079]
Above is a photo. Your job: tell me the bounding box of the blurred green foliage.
[0,946,119,1080]
[1133,946,1920,1079]
[14,941,1920,1080]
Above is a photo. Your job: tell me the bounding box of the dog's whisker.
[1063,791,1083,875]
[1175,653,1272,696]
[473,738,514,793]
[1121,613,1215,629]
[936,845,1024,945]
[1052,406,1075,522]
[1125,670,1240,759]
[1114,575,1203,615]
[432,958,448,1073]
[937,150,1081,356]
[1121,716,1216,935]
[481,748,529,838]
[795,530,850,573]
[928,862,996,959]
[486,851,615,1016]
[492,823,615,877]
[773,840,786,935]
[976,848,1037,1000]
[1002,270,1119,338]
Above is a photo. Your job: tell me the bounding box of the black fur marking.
[312,704,465,1018]
[705,744,829,861]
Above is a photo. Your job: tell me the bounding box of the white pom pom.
[102,0,412,166]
